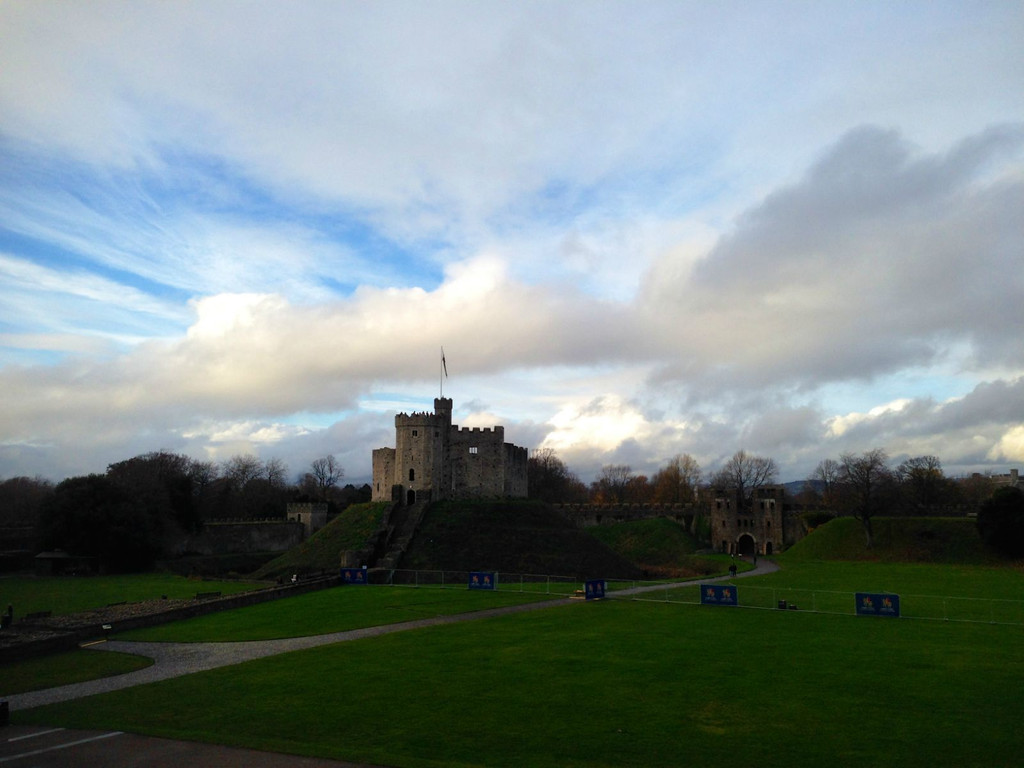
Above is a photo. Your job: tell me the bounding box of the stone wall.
[286,502,329,537]
[504,443,528,497]
[710,487,785,556]
[171,520,304,556]
[449,426,507,498]
[371,447,396,501]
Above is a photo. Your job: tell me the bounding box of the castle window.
[409,469,415,481]
[412,430,418,437]
[469,446,478,455]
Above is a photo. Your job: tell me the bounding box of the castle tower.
[371,397,528,504]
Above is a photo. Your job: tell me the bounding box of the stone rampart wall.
[171,520,304,556]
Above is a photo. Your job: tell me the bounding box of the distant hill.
[784,516,998,564]
[251,502,388,579]
[401,500,644,579]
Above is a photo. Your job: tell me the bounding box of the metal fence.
[609,581,1024,625]
[367,569,1024,626]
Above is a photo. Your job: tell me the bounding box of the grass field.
[1,649,152,696]
[116,584,559,642]
[15,595,1023,768]
[0,573,267,618]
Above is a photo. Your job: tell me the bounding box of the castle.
[371,398,528,505]
[710,485,786,556]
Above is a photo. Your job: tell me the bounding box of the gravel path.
[7,558,778,712]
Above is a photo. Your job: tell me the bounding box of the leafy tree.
[0,475,53,528]
[976,486,1024,559]
[591,465,634,503]
[39,474,163,572]
[623,473,652,503]
[837,449,896,549]
[896,455,957,514]
[106,451,201,533]
[958,473,996,516]
[651,454,702,504]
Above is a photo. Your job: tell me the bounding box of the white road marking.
[0,731,123,763]
[6,728,64,743]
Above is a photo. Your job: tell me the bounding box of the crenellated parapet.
[371,398,527,505]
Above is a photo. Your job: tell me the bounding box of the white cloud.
[988,426,1024,463]
[828,400,915,439]
[0,3,1022,484]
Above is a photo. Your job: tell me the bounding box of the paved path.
[7,558,778,713]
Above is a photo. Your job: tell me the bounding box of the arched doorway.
[737,534,755,556]
[765,541,774,555]
[406,489,416,505]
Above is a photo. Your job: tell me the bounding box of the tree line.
[0,451,368,572]
[2,445,1019,570]
[528,447,1021,554]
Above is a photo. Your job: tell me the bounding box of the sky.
[1,1,1022,488]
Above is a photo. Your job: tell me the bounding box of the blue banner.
[468,571,497,590]
[855,592,900,617]
[585,579,606,600]
[700,583,738,606]
[340,568,368,584]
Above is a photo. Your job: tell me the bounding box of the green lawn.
[633,559,1024,622]
[750,558,1024,598]
[16,598,1022,768]
[0,649,153,696]
[0,573,267,618]
[116,585,560,642]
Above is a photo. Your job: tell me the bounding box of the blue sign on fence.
[469,571,497,590]
[855,592,900,617]
[340,568,368,584]
[700,584,738,606]
[585,579,606,600]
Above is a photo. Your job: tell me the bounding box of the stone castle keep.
[372,397,528,505]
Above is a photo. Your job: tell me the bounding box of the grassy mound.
[401,500,643,579]
[252,502,389,579]
[586,517,724,578]
[786,516,998,564]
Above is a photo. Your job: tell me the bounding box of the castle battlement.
[372,398,527,505]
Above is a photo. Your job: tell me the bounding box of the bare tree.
[187,459,219,495]
[264,457,289,489]
[808,458,842,510]
[838,448,894,549]
[223,454,263,490]
[712,450,778,504]
[310,454,344,501]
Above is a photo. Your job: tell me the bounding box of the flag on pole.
[441,347,448,377]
